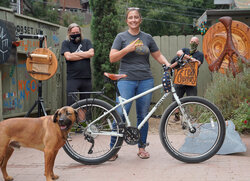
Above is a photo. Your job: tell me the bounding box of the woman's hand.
[125,38,142,53]
[109,38,142,63]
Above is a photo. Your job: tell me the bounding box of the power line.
[143,17,193,26]
[122,1,203,16]
[118,14,193,26]
[120,4,201,18]
[140,4,202,16]
[144,0,206,11]
[139,7,200,18]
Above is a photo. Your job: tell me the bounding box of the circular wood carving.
[203,20,250,74]
[26,48,58,80]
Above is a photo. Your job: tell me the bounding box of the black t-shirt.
[171,48,204,68]
[182,48,204,64]
[61,39,93,79]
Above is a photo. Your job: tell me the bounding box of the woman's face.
[126,10,142,30]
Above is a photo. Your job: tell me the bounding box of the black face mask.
[70,34,81,44]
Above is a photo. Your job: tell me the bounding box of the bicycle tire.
[63,98,124,165]
[159,96,225,163]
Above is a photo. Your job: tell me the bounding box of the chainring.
[124,127,141,145]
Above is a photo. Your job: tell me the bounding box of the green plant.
[232,100,250,133]
[90,0,119,99]
[62,12,86,27]
[23,0,60,24]
[204,65,249,133]
[0,0,10,8]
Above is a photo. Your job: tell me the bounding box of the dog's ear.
[74,109,78,122]
[53,109,59,123]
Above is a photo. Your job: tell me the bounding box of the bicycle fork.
[172,88,195,133]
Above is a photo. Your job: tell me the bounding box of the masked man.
[61,23,94,106]
[171,36,204,121]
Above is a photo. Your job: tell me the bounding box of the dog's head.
[53,106,78,131]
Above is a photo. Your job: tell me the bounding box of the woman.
[109,8,170,160]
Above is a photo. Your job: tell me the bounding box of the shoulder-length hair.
[67,23,83,40]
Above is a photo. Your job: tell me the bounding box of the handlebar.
[17,33,46,40]
[163,53,187,71]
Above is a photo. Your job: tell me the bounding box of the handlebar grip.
[162,64,170,72]
[178,53,185,63]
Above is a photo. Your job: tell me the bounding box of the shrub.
[90,0,119,100]
[232,100,250,133]
[204,65,249,133]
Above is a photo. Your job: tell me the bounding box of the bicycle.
[63,54,226,164]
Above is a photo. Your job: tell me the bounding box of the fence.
[0,7,91,120]
[0,7,212,121]
[128,35,212,123]
[148,35,212,116]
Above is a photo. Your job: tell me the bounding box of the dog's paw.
[4,176,14,181]
[52,174,59,180]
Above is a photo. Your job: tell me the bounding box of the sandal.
[109,154,118,161]
[137,151,150,159]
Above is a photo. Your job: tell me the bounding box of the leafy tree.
[0,0,10,8]
[90,0,119,99]
[61,12,85,27]
[23,0,59,24]
[117,0,216,36]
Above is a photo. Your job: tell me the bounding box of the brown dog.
[0,106,77,181]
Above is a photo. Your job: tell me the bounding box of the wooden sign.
[203,18,250,76]
[26,48,58,80]
[173,62,198,86]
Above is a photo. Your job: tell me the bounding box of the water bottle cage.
[162,71,171,93]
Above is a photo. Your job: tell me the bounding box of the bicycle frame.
[64,60,226,164]
[84,80,185,137]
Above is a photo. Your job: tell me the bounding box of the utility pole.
[63,0,65,11]
[17,0,21,14]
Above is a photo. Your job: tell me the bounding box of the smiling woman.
[108,7,171,161]
[126,8,142,35]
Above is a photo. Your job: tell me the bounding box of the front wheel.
[63,98,123,165]
[159,96,226,163]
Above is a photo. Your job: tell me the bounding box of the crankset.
[123,127,141,145]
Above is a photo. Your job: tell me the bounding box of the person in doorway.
[109,7,171,160]
[61,23,94,106]
[171,36,204,121]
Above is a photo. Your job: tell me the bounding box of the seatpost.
[113,80,121,97]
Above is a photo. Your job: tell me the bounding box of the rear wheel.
[63,98,123,165]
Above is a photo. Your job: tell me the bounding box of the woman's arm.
[109,48,129,63]
[64,48,94,61]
